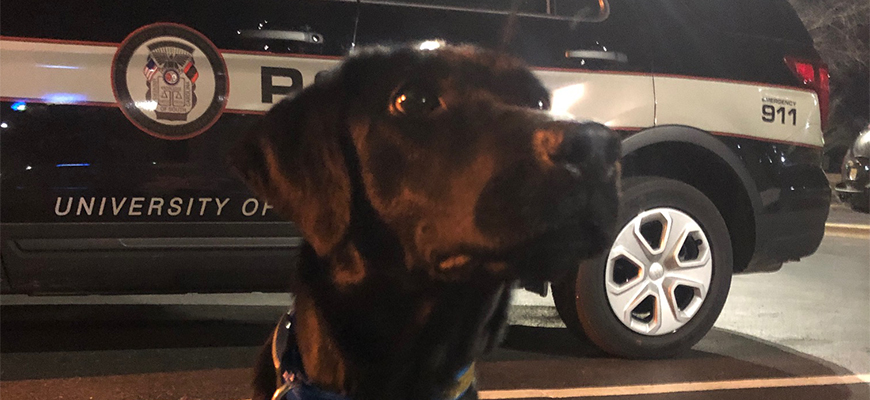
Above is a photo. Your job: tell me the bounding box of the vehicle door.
[0,0,357,293]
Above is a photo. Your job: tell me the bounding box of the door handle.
[565,49,628,63]
[239,29,323,44]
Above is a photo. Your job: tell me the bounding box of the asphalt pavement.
[1,208,868,400]
[828,204,870,225]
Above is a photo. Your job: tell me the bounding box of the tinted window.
[380,0,609,19]
[680,0,812,42]
[391,0,548,13]
[553,0,608,20]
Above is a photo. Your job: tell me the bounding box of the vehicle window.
[679,0,812,42]
[553,0,608,21]
[370,0,609,20]
[388,0,548,13]
[378,0,610,22]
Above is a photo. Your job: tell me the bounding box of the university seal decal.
[112,23,228,140]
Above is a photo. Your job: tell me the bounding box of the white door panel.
[654,76,823,147]
[0,40,117,105]
[537,70,655,128]
[0,39,339,113]
[1,39,656,128]
[222,52,338,112]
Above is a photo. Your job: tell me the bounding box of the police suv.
[0,0,830,358]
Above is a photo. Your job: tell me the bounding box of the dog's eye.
[390,84,444,117]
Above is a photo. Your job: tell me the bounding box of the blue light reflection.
[37,64,81,70]
[42,93,87,104]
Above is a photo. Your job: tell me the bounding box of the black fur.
[230,45,620,400]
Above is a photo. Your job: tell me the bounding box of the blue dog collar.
[270,309,475,400]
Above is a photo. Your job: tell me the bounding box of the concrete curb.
[824,223,870,239]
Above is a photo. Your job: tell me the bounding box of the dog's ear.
[229,83,351,256]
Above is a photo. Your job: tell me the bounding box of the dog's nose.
[539,121,620,178]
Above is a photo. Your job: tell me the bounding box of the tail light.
[784,56,830,130]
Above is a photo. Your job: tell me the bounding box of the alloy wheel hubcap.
[604,208,713,336]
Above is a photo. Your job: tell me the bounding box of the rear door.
[354,0,655,130]
[0,0,357,294]
[638,0,825,149]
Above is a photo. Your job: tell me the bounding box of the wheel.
[553,176,733,358]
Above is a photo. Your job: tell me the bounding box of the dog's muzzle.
[538,120,621,181]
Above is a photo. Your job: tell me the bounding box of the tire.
[553,176,733,359]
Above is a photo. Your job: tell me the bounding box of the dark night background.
[788,0,870,171]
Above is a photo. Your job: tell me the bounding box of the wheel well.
[621,141,755,272]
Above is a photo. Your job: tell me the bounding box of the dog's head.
[231,45,619,287]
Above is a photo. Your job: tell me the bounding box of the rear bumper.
[747,164,831,272]
[834,182,866,195]
[716,137,830,273]
[835,181,870,212]
[834,180,869,198]
[749,204,829,271]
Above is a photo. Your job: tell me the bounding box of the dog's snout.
[538,122,620,177]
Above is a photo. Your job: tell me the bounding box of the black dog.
[231,45,620,400]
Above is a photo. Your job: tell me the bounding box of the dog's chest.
[271,310,477,400]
